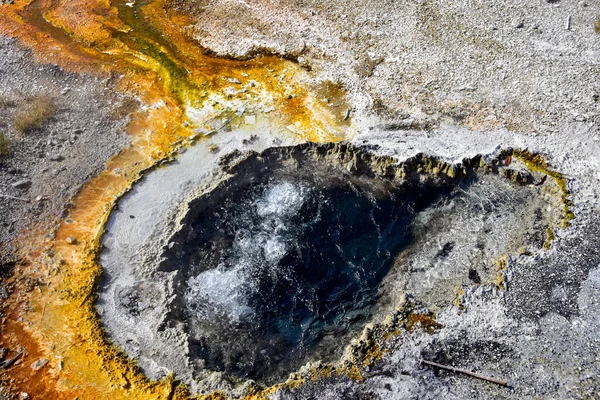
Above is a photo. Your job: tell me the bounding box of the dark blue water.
[161,173,442,383]
[246,184,412,349]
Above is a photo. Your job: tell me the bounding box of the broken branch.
[422,360,509,387]
[0,194,29,202]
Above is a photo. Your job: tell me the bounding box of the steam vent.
[1,1,599,399]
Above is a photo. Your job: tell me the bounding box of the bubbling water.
[165,174,417,383]
[185,182,307,324]
[99,142,563,391]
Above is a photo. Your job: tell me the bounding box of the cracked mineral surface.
[0,0,599,399]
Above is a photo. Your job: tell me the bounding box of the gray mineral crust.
[2,0,600,399]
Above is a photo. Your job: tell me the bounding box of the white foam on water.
[185,181,308,323]
[263,236,287,262]
[256,181,305,217]
[185,264,255,322]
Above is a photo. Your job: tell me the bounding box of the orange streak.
[0,0,352,398]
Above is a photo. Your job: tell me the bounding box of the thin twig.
[0,194,29,202]
[54,337,87,354]
[422,360,509,387]
[344,108,351,120]
[79,290,94,307]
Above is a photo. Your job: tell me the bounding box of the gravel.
[0,36,131,264]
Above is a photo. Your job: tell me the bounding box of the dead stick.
[422,360,509,386]
[54,337,86,353]
[0,194,29,202]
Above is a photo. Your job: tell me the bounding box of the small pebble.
[31,358,48,371]
[511,18,524,29]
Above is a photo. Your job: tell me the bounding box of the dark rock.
[0,284,9,299]
[11,179,31,189]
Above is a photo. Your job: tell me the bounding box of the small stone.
[18,393,29,400]
[66,236,77,245]
[228,77,241,84]
[511,18,524,29]
[11,179,32,190]
[223,86,238,96]
[31,358,48,371]
[208,144,219,153]
[0,285,8,300]
[49,154,64,162]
